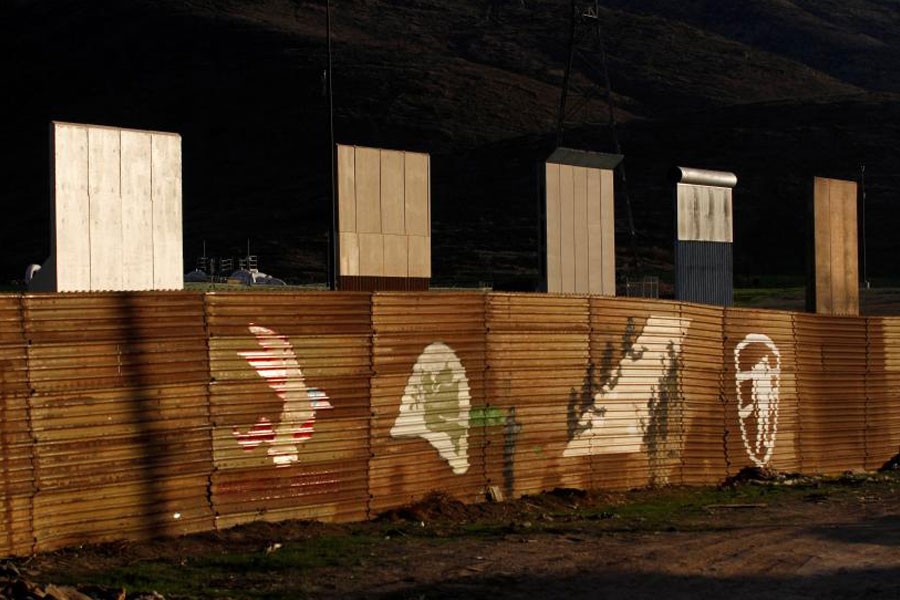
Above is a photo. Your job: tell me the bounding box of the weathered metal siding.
[586,298,689,489]
[723,309,801,474]
[206,293,371,527]
[0,296,32,556]
[24,293,213,551]
[675,241,733,306]
[369,293,487,513]
[795,314,867,473]
[680,302,726,485]
[486,294,591,497]
[865,317,900,471]
[339,276,429,292]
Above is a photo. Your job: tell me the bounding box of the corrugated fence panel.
[24,293,213,551]
[487,294,591,497]
[587,298,687,490]
[795,314,867,474]
[723,309,801,474]
[865,317,900,470]
[370,293,487,513]
[680,302,726,485]
[207,293,371,527]
[0,295,33,556]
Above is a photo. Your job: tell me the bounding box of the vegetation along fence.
[0,291,898,556]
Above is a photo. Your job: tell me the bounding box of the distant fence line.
[0,291,897,556]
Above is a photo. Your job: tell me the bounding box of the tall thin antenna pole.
[556,0,577,147]
[861,164,869,289]
[327,0,338,290]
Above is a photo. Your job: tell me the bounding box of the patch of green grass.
[49,534,380,600]
[733,287,805,306]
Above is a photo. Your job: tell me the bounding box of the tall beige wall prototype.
[31,122,183,292]
[337,145,431,280]
[545,161,615,295]
[808,177,859,315]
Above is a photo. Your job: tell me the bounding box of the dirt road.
[18,473,900,599]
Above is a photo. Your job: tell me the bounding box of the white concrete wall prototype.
[30,122,183,292]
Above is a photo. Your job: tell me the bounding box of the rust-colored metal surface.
[586,298,688,490]
[0,295,32,556]
[679,302,726,485]
[486,293,591,497]
[864,317,900,471]
[206,292,371,527]
[23,292,213,551]
[369,292,487,513]
[794,313,867,474]
[723,308,801,474]
[0,289,896,557]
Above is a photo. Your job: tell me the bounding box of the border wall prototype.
[807,176,859,315]
[674,167,737,306]
[0,291,897,556]
[336,144,430,291]
[543,148,620,295]
[30,122,183,293]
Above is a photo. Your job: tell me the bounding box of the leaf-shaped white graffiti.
[564,316,691,457]
[391,342,471,475]
[233,324,333,467]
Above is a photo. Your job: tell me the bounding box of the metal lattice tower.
[556,0,639,272]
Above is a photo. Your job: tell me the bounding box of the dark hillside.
[1,0,897,287]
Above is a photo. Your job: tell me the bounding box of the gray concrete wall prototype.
[30,122,183,292]
[673,167,737,306]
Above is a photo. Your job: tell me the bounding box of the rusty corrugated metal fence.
[0,290,898,556]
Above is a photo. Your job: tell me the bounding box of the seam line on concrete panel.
[365,291,375,521]
[201,293,216,527]
[677,302,686,486]
[720,307,730,474]
[19,292,37,555]
[791,312,805,472]
[864,317,872,469]
[150,137,156,288]
[86,130,93,289]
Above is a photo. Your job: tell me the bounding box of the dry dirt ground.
[9,470,900,600]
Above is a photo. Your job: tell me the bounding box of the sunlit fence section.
[206,292,372,528]
[0,290,897,557]
[370,292,488,512]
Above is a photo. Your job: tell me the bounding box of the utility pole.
[326,0,338,289]
[556,0,640,273]
[860,164,869,289]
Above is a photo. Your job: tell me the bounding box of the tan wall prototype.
[30,122,183,292]
[337,145,431,279]
[545,163,614,295]
[811,177,859,316]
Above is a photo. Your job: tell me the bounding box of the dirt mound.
[378,492,472,524]
[879,453,900,472]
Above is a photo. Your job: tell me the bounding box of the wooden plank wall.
[810,177,859,316]
[0,291,896,557]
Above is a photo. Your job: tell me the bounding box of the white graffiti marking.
[391,342,471,475]
[564,316,692,457]
[735,333,781,467]
[233,325,333,467]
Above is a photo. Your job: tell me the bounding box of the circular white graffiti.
[735,333,781,467]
